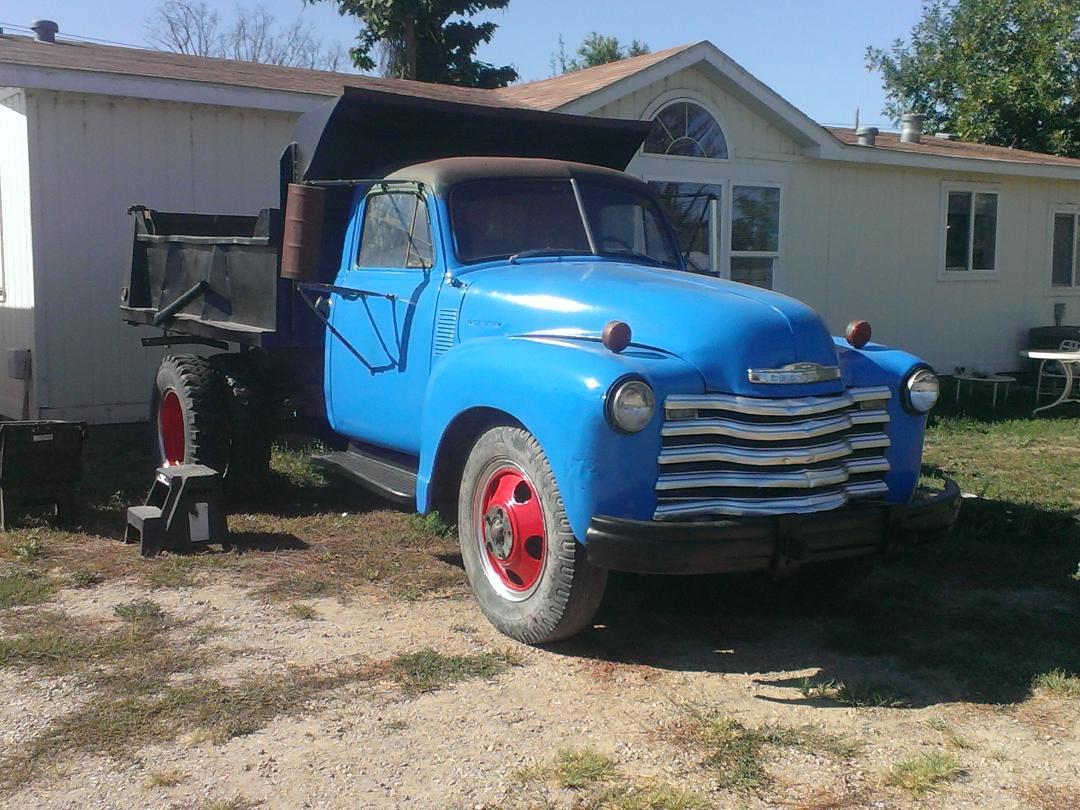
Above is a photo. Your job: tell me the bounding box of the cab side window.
[357,192,434,269]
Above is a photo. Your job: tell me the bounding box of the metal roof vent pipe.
[31,19,58,43]
[900,113,925,144]
[856,126,879,146]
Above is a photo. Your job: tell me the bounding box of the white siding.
[0,87,36,419]
[592,67,1080,374]
[782,161,1080,374]
[25,91,299,422]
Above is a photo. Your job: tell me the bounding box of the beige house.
[2,32,1079,422]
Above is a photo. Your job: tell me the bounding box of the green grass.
[671,707,858,791]
[112,599,166,626]
[0,569,57,609]
[806,411,1080,704]
[386,647,523,695]
[597,782,711,810]
[799,677,911,708]
[925,717,973,750]
[1032,669,1080,698]
[885,751,962,797]
[553,747,618,789]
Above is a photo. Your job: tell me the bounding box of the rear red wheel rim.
[475,464,547,600]
[158,390,185,465]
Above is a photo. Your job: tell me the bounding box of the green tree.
[309,0,518,87]
[552,31,650,74]
[866,0,1080,157]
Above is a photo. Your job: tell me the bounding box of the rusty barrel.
[281,183,326,281]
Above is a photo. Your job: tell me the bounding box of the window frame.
[639,92,731,166]
[640,175,784,290]
[354,188,435,272]
[939,182,1001,281]
[1048,204,1080,295]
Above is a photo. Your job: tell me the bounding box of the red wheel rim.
[158,390,185,465]
[476,464,547,599]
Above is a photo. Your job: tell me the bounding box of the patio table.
[1020,349,1080,415]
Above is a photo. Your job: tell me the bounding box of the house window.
[731,185,780,289]
[649,181,722,273]
[944,188,998,273]
[643,101,728,159]
[1052,211,1079,287]
[357,192,433,269]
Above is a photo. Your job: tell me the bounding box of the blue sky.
[0,1,926,129]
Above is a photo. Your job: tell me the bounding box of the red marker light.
[846,320,872,348]
[602,320,632,353]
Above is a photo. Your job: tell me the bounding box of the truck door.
[325,186,439,453]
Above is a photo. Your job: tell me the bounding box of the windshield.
[449,177,681,268]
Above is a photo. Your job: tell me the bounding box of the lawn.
[0,399,1078,807]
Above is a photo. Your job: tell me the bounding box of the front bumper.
[584,479,961,575]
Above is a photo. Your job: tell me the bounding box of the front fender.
[417,336,702,541]
[836,340,931,502]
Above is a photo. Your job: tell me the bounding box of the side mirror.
[280,183,325,281]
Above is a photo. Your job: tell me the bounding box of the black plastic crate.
[0,420,86,528]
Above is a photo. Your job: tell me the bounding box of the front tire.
[458,426,607,644]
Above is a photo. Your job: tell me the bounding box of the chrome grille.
[655,386,892,519]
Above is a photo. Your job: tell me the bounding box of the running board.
[312,445,418,506]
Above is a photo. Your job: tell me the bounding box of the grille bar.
[665,385,891,416]
[655,386,892,519]
[662,409,888,442]
[656,455,890,491]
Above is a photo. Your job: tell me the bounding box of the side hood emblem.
[748,362,841,384]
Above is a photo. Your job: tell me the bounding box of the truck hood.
[455,259,844,396]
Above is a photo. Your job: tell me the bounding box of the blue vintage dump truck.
[121,88,960,643]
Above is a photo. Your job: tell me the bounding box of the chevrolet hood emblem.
[747,362,841,384]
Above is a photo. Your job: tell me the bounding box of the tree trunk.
[402,17,417,80]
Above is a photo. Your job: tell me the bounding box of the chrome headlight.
[902,367,939,414]
[606,378,655,433]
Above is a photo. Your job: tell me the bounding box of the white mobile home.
[2,30,1078,422]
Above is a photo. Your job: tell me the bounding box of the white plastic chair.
[1036,339,1080,400]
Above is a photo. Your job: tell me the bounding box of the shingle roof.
[827,126,1080,169]
[4,32,1079,172]
[0,33,522,108]
[497,43,698,110]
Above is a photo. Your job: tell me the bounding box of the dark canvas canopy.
[288,86,652,184]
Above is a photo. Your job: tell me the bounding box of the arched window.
[643,101,728,159]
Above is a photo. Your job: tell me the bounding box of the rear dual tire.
[150,354,272,492]
[458,426,607,644]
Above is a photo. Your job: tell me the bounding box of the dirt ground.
[1,415,1079,810]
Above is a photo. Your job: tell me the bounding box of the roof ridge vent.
[31,19,58,43]
[934,132,959,140]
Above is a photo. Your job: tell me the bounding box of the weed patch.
[925,717,972,749]
[669,707,858,791]
[553,747,617,789]
[799,677,911,708]
[68,569,104,588]
[284,603,321,621]
[386,647,522,695]
[1032,669,1080,698]
[884,752,962,797]
[0,569,56,609]
[145,768,186,788]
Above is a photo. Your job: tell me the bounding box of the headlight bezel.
[605,376,656,433]
[902,366,940,414]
